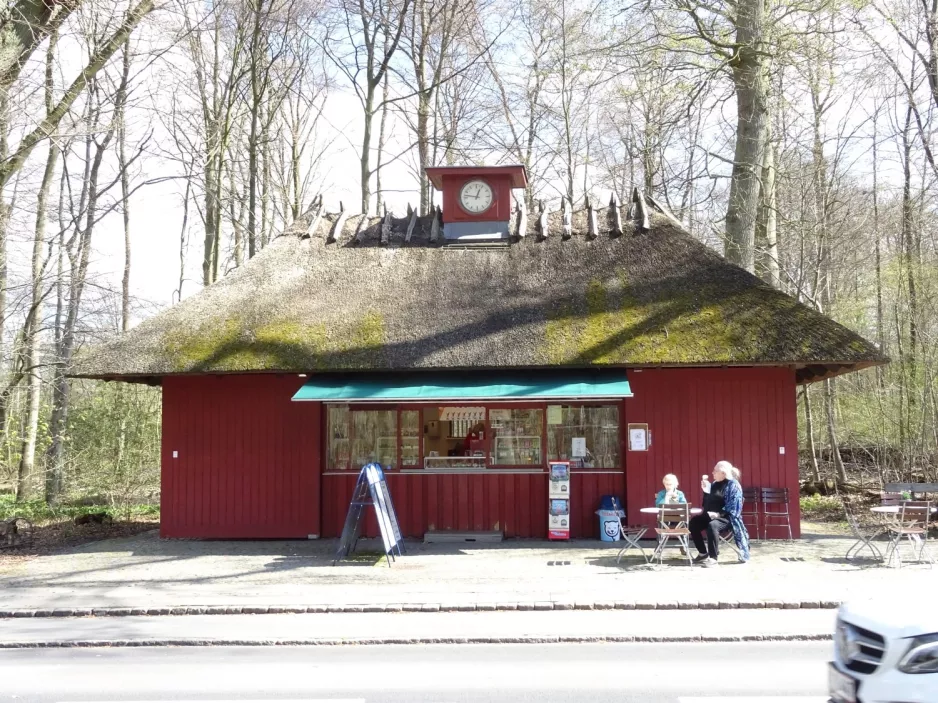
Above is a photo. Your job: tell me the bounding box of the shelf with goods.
[375,436,398,468]
[492,435,542,466]
[424,456,487,470]
[400,410,421,466]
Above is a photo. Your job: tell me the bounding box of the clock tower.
[425,165,528,244]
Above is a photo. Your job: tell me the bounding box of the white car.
[830,598,938,703]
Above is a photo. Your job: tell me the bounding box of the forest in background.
[0,0,934,510]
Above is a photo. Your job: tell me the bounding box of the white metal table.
[870,505,936,567]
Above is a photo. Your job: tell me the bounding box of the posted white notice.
[571,437,587,457]
[629,428,647,451]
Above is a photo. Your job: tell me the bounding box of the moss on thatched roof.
[72,198,885,384]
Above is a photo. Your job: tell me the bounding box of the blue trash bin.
[595,495,625,541]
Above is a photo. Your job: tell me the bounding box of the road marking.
[679,698,829,703]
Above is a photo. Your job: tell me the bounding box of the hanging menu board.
[334,463,404,567]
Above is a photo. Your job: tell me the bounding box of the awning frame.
[291,371,633,403]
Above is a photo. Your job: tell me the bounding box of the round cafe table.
[640,507,703,515]
[871,505,936,514]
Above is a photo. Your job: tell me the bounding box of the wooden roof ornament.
[380,204,391,245]
[71,190,887,386]
[514,194,527,239]
[306,194,324,238]
[327,201,347,244]
[404,204,417,242]
[609,191,623,237]
[585,195,598,240]
[645,193,684,230]
[353,211,370,245]
[429,205,442,243]
[536,200,549,240]
[631,187,651,232]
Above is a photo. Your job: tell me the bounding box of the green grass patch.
[0,495,159,523]
[800,494,845,521]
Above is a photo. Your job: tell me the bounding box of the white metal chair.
[843,502,883,561]
[884,500,934,569]
[651,503,692,566]
[615,520,649,564]
[717,528,743,560]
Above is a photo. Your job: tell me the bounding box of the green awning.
[291,371,632,402]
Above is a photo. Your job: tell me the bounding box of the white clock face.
[459,180,494,214]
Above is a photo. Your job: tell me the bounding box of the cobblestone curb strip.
[0,633,834,649]
[0,600,841,618]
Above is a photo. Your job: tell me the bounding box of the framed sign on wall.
[628,423,650,451]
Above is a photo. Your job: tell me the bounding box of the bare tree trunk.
[175,159,193,304]
[724,0,769,273]
[762,138,780,288]
[0,85,7,381]
[825,378,847,483]
[803,385,820,482]
[19,30,58,501]
[0,0,154,191]
[361,87,375,214]
[872,109,885,383]
[901,103,918,459]
[118,38,131,332]
[376,65,390,214]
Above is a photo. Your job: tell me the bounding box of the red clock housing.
[425,165,527,224]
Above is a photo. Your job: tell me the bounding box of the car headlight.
[898,633,938,674]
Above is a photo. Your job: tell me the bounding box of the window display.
[401,410,421,466]
[547,405,620,468]
[327,405,350,470]
[351,409,397,470]
[490,408,543,466]
[327,406,398,471]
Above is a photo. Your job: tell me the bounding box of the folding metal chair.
[843,502,883,561]
[884,500,934,569]
[717,528,742,559]
[742,487,760,541]
[760,487,793,540]
[651,503,692,566]
[615,520,649,564]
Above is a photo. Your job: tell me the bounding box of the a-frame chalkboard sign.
[333,463,404,567]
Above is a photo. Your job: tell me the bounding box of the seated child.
[655,473,687,506]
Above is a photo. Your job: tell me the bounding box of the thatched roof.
[72,194,886,384]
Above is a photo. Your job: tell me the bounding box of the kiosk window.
[490,408,543,466]
[547,405,620,468]
[327,406,398,470]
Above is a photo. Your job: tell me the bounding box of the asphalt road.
[0,642,832,703]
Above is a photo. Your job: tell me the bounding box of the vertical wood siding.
[321,472,624,540]
[159,367,799,541]
[161,375,321,538]
[623,367,800,538]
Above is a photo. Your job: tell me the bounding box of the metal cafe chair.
[760,487,793,540]
[615,519,649,564]
[843,500,883,561]
[742,487,760,541]
[717,528,742,560]
[884,500,935,569]
[651,503,692,567]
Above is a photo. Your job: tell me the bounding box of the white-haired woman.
[688,461,750,566]
[654,474,687,507]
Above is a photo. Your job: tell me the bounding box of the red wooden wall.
[159,366,799,541]
[321,471,624,539]
[623,367,800,538]
[161,375,321,538]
